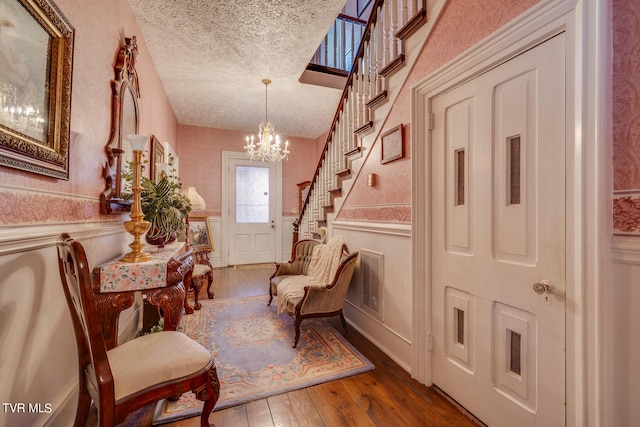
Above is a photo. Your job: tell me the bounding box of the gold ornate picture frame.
[187,215,214,252]
[150,135,165,183]
[0,0,74,179]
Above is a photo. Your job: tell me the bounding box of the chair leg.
[293,317,302,348]
[206,271,214,299]
[268,285,274,306]
[74,385,91,427]
[339,310,347,333]
[197,366,220,427]
[191,276,202,310]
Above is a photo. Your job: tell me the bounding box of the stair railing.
[293,0,427,246]
[309,14,367,73]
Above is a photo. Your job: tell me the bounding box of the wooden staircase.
[294,0,429,243]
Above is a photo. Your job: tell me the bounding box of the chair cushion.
[106,331,212,401]
[192,264,211,277]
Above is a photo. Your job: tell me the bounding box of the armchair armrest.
[296,252,358,317]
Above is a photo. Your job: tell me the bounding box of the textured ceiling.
[128,0,347,139]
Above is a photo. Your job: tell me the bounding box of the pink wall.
[337,0,539,224]
[0,0,178,225]
[177,125,318,217]
[612,0,640,236]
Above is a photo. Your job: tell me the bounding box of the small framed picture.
[150,135,165,182]
[381,124,403,164]
[187,216,214,252]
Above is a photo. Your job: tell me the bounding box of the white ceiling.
[128,0,348,139]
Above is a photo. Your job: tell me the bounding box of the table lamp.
[122,134,152,263]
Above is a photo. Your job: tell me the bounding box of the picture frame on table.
[381,124,403,164]
[187,215,214,252]
[0,0,74,179]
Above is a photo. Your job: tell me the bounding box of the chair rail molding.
[0,221,125,256]
[611,237,640,265]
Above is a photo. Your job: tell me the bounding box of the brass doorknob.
[532,280,553,295]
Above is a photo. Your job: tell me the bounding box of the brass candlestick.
[122,135,152,263]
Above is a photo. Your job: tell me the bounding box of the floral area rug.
[152,295,374,425]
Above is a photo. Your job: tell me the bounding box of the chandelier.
[244,79,289,162]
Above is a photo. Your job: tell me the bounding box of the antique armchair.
[268,238,320,305]
[268,236,358,347]
[56,233,219,427]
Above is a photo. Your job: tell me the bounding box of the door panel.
[431,34,566,427]
[228,159,276,265]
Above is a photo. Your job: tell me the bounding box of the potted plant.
[123,155,191,247]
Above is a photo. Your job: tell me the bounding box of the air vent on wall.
[361,249,383,320]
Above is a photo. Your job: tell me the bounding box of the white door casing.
[430,34,566,427]
[222,151,282,266]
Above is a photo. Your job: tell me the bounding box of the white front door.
[228,158,276,265]
[431,34,566,427]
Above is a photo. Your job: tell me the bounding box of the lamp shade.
[180,186,206,210]
[127,134,148,151]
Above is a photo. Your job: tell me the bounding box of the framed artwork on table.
[0,0,74,179]
[381,124,403,164]
[150,135,165,182]
[187,215,214,252]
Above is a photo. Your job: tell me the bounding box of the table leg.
[144,283,186,332]
[94,292,135,350]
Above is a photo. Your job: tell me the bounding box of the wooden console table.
[92,241,194,350]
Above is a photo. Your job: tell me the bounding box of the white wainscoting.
[0,221,133,427]
[332,220,413,372]
[611,238,640,427]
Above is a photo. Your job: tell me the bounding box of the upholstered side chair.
[288,251,359,347]
[56,233,219,427]
[268,238,320,305]
[188,249,214,309]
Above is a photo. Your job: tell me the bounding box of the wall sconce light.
[122,134,152,263]
[368,173,377,187]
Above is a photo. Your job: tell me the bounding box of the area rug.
[233,263,276,270]
[152,295,374,425]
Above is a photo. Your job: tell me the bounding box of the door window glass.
[235,165,269,223]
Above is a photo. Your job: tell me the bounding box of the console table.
[92,241,194,350]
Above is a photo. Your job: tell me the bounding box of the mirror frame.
[100,36,140,214]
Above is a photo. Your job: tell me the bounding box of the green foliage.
[122,155,191,241]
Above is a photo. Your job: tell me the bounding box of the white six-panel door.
[431,34,566,427]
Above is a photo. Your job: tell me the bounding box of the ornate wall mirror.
[100,36,140,214]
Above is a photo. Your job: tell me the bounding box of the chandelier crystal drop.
[244,79,289,162]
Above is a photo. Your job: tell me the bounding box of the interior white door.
[228,159,276,265]
[431,34,566,427]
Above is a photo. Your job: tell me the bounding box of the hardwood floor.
[112,266,483,427]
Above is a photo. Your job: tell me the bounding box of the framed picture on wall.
[150,135,165,182]
[381,124,403,164]
[0,0,74,179]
